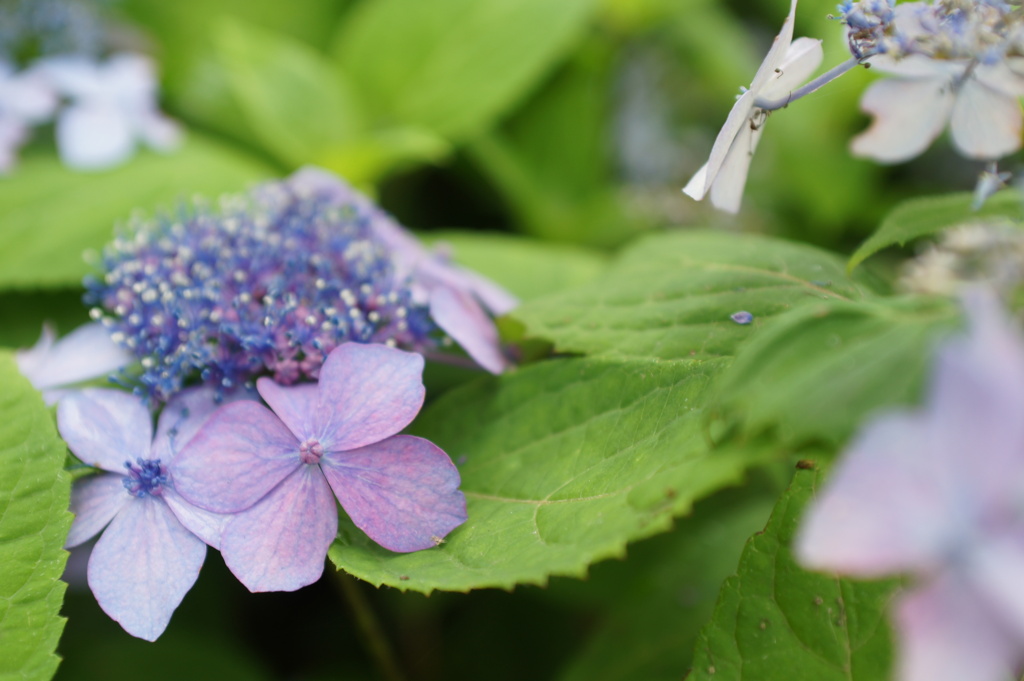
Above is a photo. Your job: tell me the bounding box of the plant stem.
[335,571,408,681]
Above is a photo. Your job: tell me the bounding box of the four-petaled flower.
[682,0,822,213]
[171,342,467,593]
[58,386,235,641]
[797,289,1024,681]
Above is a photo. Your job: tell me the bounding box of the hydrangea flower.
[850,1,1024,162]
[0,59,57,171]
[171,342,467,593]
[15,322,132,405]
[288,167,517,373]
[682,0,822,213]
[86,176,440,402]
[796,289,1024,681]
[36,52,181,170]
[58,386,237,640]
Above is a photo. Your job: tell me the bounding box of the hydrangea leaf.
[0,135,272,290]
[328,356,770,592]
[0,352,73,680]
[333,0,596,141]
[424,231,609,302]
[513,230,878,361]
[215,19,362,167]
[847,191,1024,271]
[554,486,776,681]
[713,296,959,448]
[687,467,900,681]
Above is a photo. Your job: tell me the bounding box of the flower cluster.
[86,177,441,401]
[0,0,181,172]
[59,342,467,640]
[797,288,1024,681]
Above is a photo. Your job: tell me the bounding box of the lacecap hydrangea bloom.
[58,386,237,641]
[797,288,1024,681]
[87,168,514,403]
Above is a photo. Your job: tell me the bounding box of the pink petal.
[219,466,338,592]
[950,77,1023,160]
[171,401,300,514]
[322,435,467,553]
[66,473,131,548]
[255,379,320,440]
[152,385,256,462]
[57,388,153,473]
[968,531,1024,641]
[314,343,426,451]
[87,497,206,641]
[454,268,519,316]
[896,573,1020,681]
[795,410,960,576]
[430,286,508,374]
[850,77,955,163]
[162,487,229,550]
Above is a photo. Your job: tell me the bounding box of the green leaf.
[555,486,777,681]
[329,356,769,592]
[848,191,1024,271]
[0,136,274,290]
[688,467,899,681]
[0,352,73,680]
[333,0,596,141]
[216,19,363,166]
[514,230,877,361]
[425,231,609,302]
[713,296,959,448]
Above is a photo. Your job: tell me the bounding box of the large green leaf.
[333,0,596,141]
[514,230,877,360]
[0,137,273,290]
[426,231,609,302]
[847,191,1024,271]
[215,19,362,167]
[713,296,959,448]
[0,353,73,680]
[687,467,899,681]
[328,356,769,592]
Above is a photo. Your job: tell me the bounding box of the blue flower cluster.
[86,179,439,402]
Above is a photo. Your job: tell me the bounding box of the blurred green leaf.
[329,356,769,592]
[688,467,899,681]
[713,296,959,449]
[0,136,273,290]
[514,230,877,360]
[556,486,776,681]
[0,352,72,681]
[334,0,596,140]
[848,191,1024,271]
[426,231,609,302]
[317,126,451,186]
[216,19,362,166]
[0,291,90,350]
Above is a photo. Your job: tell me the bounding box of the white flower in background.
[0,60,57,172]
[16,322,133,404]
[851,1,1024,162]
[683,0,822,213]
[797,288,1024,681]
[37,52,182,170]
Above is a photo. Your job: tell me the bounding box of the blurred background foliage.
[0,0,977,678]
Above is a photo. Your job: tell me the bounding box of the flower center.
[299,438,324,465]
[123,458,167,497]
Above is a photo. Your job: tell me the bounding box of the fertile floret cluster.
[86,179,439,402]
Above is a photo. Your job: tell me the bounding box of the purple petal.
[162,487,229,550]
[152,385,257,462]
[57,388,153,473]
[66,473,131,548]
[87,497,206,641]
[256,379,320,440]
[219,466,337,592]
[430,286,508,374]
[171,401,300,514]
[322,435,467,553]
[795,410,960,576]
[454,267,518,316]
[896,573,1019,681]
[16,323,132,403]
[966,530,1024,641]
[314,343,426,451]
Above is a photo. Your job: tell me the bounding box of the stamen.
[122,458,168,498]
